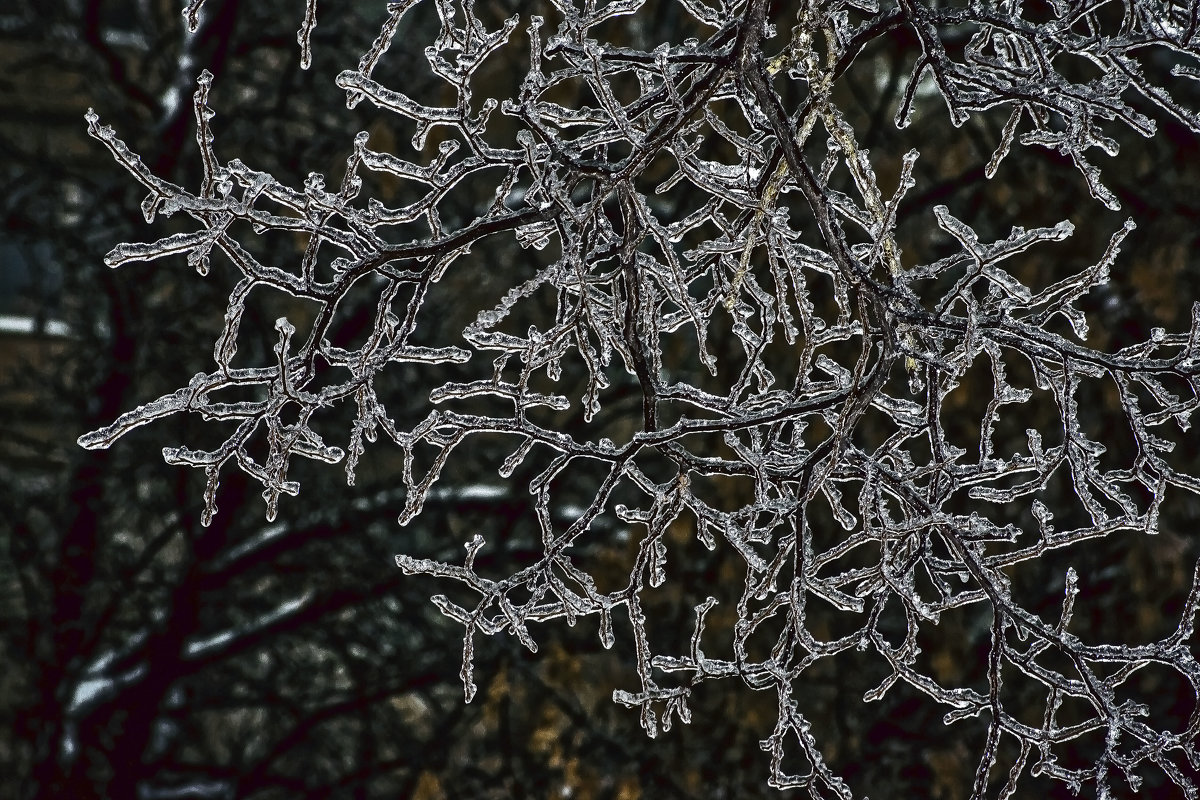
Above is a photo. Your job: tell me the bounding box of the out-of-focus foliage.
[10,0,1200,798]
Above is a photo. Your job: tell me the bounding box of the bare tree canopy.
[74,0,1200,795]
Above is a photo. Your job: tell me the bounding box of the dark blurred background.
[3,2,1199,798]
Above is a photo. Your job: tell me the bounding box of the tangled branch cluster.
[83,0,1200,794]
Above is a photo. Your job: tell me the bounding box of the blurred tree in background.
[5,1,1200,798]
